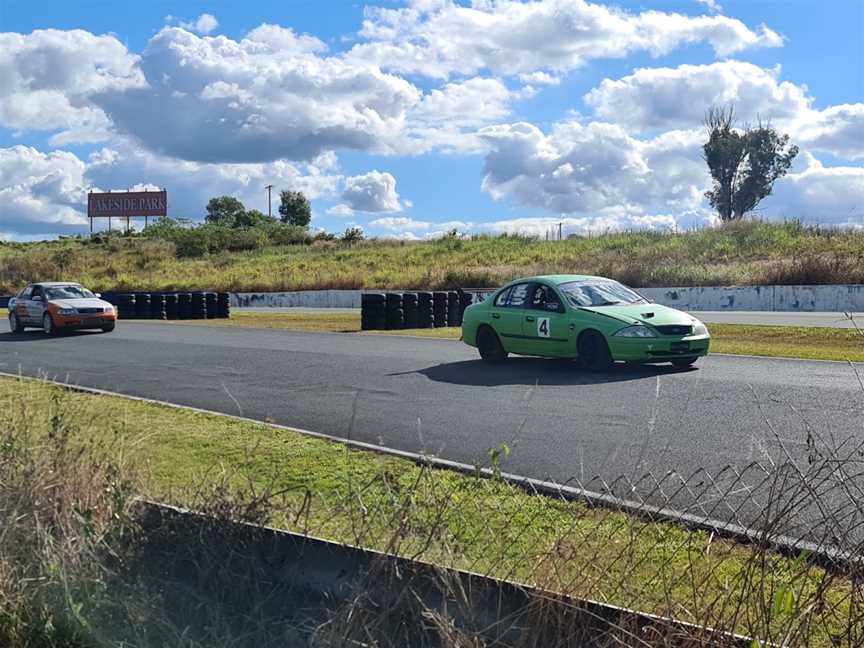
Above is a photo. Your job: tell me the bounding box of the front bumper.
[54,313,116,329]
[609,334,711,362]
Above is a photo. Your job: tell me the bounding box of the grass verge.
[1,374,860,647]
[159,311,864,361]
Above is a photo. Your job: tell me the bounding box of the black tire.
[671,357,698,368]
[102,322,116,333]
[8,312,24,333]
[477,326,508,364]
[578,330,613,371]
[42,313,57,336]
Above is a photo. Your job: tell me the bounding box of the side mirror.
[95,293,102,298]
[32,295,42,302]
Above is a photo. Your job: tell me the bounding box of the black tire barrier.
[361,293,387,330]
[134,293,151,319]
[177,293,192,319]
[386,307,404,330]
[216,292,230,318]
[384,293,404,330]
[447,292,461,327]
[164,294,179,320]
[205,292,218,318]
[190,292,207,319]
[402,293,419,329]
[0,296,10,309]
[432,292,448,328]
[416,292,434,328]
[114,294,135,320]
[150,293,167,320]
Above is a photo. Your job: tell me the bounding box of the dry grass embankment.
[1,220,862,294]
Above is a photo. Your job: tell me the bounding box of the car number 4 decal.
[537,317,550,337]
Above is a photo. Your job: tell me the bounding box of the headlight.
[57,308,76,315]
[692,321,709,336]
[614,324,657,338]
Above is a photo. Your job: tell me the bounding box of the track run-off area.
[3,322,862,495]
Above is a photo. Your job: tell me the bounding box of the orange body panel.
[47,303,116,329]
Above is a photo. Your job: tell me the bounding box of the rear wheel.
[101,322,116,333]
[578,330,613,371]
[42,313,57,336]
[671,357,698,368]
[8,312,24,333]
[477,326,508,364]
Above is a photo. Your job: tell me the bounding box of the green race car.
[461,275,710,370]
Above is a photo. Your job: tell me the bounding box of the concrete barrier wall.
[231,284,864,312]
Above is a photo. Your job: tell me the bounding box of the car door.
[28,286,46,325]
[14,286,32,324]
[521,284,573,357]
[489,282,533,354]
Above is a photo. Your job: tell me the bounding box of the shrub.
[225,228,268,252]
[268,224,312,246]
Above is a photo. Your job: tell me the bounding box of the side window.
[493,287,512,307]
[31,287,43,300]
[530,285,563,312]
[19,287,33,300]
[506,283,531,308]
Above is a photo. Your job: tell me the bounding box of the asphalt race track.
[2,323,863,530]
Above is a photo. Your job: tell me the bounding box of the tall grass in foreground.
[1,376,862,647]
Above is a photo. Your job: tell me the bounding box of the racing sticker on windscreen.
[537,317,550,337]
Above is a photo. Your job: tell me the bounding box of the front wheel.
[671,357,698,368]
[102,322,116,333]
[42,313,57,336]
[9,312,24,334]
[578,330,613,371]
[477,326,508,364]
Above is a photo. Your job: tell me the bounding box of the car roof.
[31,282,83,287]
[504,274,609,287]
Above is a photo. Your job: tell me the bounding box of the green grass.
[2,220,863,294]
[154,311,864,361]
[1,375,858,646]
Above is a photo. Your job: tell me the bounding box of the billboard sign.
[87,190,167,218]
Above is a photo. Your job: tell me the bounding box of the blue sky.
[1,0,861,240]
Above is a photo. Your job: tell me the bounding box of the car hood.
[578,303,696,327]
[49,298,111,310]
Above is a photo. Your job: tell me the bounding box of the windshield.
[559,280,647,307]
[44,285,96,300]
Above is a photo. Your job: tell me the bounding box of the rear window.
[506,283,531,308]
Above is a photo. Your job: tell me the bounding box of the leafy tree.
[341,226,365,244]
[234,209,274,228]
[703,105,798,222]
[278,190,312,227]
[205,196,246,226]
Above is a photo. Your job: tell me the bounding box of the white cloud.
[191,14,219,35]
[370,216,429,231]
[795,104,864,161]
[517,71,561,86]
[0,29,144,144]
[479,120,709,217]
[584,61,810,131]
[327,204,355,217]
[94,26,421,163]
[341,170,403,212]
[696,0,723,14]
[479,212,683,238]
[583,61,864,160]
[0,146,89,236]
[349,0,782,79]
[762,153,864,226]
[0,142,343,238]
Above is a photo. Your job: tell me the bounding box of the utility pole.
[265,184,274,218]
[558,222,563,241]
